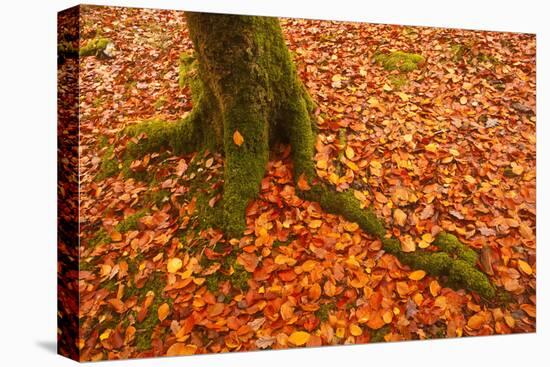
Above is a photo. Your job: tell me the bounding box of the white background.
[0,0,547,365]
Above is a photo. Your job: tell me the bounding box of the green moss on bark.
[433,232,478,266]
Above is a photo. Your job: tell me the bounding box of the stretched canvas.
[57,4,536,362]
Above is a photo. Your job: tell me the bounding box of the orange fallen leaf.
[158,302,170,321]
[374,192,388,204]
[288,331,310,346]
[297,174,311,191]
[393,209,407,226]
[467,313,486,330]
[409,270,426,281]
[166,343,197,356]
[233,130,244,146]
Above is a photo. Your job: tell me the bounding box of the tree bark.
[122,12,499,300]
[184,12,316,236]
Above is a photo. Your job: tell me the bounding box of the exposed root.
[123,108,202,159]
[297,181,496,299]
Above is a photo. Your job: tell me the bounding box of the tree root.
[123,110,202,159]
[298,181,497,300]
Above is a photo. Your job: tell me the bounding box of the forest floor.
[76,6,536,361]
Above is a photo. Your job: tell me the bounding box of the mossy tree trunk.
[125,13,498,300]
[181,12,317,236]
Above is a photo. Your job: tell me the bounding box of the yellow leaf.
[343,222,359,232]
[344,159,359,171]
[409,270,426,281]
[383,83,393,91]
[393,209,407,226]
[158,303,170,321]
[99,329,111,341]
[167,258,183,273]
[418,240,430,249]
[397,92,410,102]
[425,143,438,153]
[517,260,533,275]
[382,310,393,324]
[166,343,197,356]
[233,130,244,146]
[421,233,434,243]
[274,254,297,266]
[288,331,310,346]
[429,280,441,296]
[345,146,355,159]
[308,219,323,229]
[460,96,468,105]
[403,134,413,143]
[350,324,363,336]
[449,148,460,157]
[317,159,328,169]
[302,260,317,272]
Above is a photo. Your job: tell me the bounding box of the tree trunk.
[122,12,499,300]
[184,12,316,236]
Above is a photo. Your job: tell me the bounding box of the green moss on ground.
[315,302,336,322]
[96,145,120,181]
[87,228,111,248]
[79,37,111,57]
[204,252,251,293]
[144,189,170,208]
[374,51,425,72]
[124,272,171,351]
[388,74,409,89]
[116,209,149,233]
[369,325,391,343]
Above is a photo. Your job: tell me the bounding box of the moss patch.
[79,37,111,57]
[116,209,149,233]
[204,252,251,293]
[124,272,171,351]
[96,145,120,181]
[315,302,335,322]
[433,232,478,266]
[87,228,111,248]
[388,74,409,89]
[374,51,425,72]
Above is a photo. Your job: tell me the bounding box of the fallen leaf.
[409,270,426,281]
[158,303,170,321]
[233,130,244,146]
[166,343,197,356]
[167,258,183,273]
[393,209,407,226]
[288,331,310,346]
